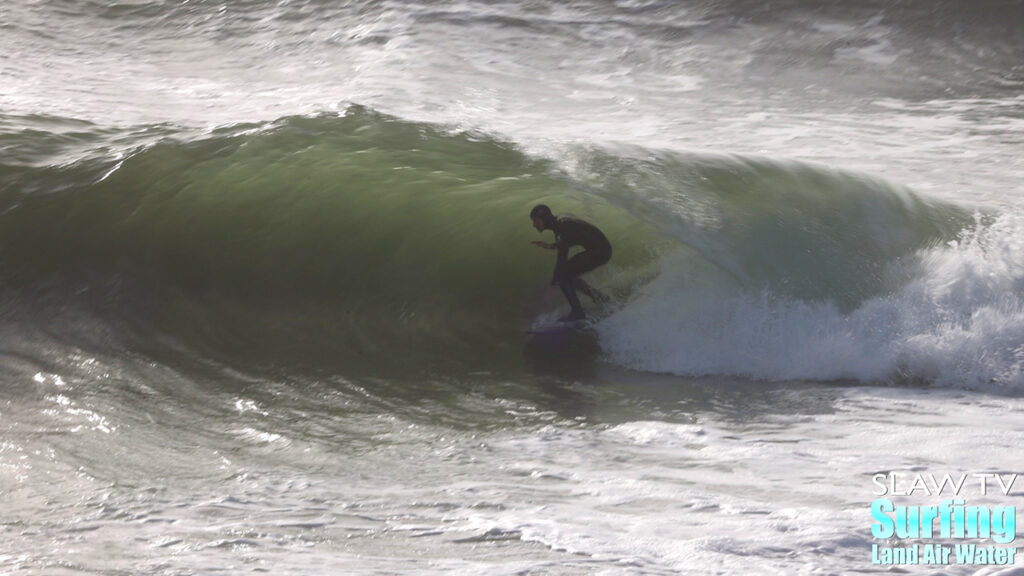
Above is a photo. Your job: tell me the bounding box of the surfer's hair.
[530,204,553,222]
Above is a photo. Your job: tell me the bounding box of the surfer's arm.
[551,240,569,285]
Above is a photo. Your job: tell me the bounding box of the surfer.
[530,204,611,321]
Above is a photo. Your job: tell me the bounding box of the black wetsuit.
[550,215,612,284]
[548,215,612,318]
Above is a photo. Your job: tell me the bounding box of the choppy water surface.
[2,1,1023,574]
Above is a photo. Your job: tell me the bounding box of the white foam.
[598,212,1024,389]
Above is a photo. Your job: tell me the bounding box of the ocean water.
[2,1,1023,574]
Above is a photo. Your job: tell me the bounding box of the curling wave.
[5,106,1020,388]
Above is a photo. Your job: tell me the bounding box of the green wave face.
[0,106,968,378]
[0,108,659,375]
[4,110,547,296]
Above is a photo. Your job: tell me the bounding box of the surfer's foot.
[560,309,586,322]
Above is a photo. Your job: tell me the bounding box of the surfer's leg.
[576,278,609,304]
[565,249,611,305]
[557,279,586,321]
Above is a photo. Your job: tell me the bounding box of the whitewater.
[1,1,1023,575]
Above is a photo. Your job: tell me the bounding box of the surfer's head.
[530,204,554,231]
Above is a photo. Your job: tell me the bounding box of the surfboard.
[525,318,593,335]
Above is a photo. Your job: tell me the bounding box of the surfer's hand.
[532,241,554,249]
